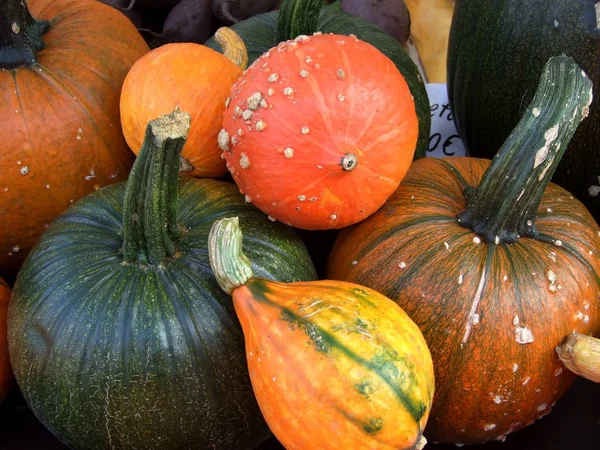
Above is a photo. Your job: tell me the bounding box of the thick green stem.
[208,217,254,295]
[0,0,50,69]
[122,108,191,265]
[277,0,324,42]
[457,56,593,244]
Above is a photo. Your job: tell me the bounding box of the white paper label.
[425,83,467,158]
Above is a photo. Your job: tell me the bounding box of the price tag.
[425,84,467,158]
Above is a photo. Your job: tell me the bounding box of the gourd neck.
[208,217,254,295]
[122,109,191,266]
[277,0,324,41]
[457,56,593,245]
[0,0,51,69]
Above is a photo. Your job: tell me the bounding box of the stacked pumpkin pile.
[1,0,600,449]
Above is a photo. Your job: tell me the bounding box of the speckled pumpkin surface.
[327,156,600,444]
[0,0,149,277]
[327,57,600,444]
[218,33,418,230]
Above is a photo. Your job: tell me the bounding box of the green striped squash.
[8,110,317,450]
[448,0,600,219]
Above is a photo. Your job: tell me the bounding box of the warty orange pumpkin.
[120,27,247,179]
[326,56,600,444]
[218,32,418,230]
[0,0,149,279]
[208,217,435,450]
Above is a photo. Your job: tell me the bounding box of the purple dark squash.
[162,0,217,44]
[340,0,411,45]
[212,0,278,25]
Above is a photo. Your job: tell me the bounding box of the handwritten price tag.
[425,84,467,158]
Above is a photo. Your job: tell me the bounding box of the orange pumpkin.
[219,32,418,230]
[120,27,247,179]
[208,217,435,450]
[0,278,11,404]
[0,0,149,279]
[327,56,600,444]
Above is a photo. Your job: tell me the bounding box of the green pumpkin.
[8,110,317,450]
[447,0,600,219]
[205,0,431,160]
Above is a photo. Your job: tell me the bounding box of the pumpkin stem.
[0,0,51,69]
[277,0,324,41]
[122,108,191,265]
[214,27,248,70]
[208,217,254,295]
[456,56,593,244]
[556,333,600,383]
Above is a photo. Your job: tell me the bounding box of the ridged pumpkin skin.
[0,0,149,278]
[232,278,434,450]
[220,33,418,230]
[120,43,243,179]
[8,177,317,450]
[0,278,11,404]
[447,0,600,220]
[327,156,600,444]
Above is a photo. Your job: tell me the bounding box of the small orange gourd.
[120,28,247,178]
[208,217,434,450]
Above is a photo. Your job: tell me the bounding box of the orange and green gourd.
[208,216,435,450]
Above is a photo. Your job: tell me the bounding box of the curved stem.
[214,27,248,70]
[121,0,138,11]
[122,108,191,265]
[457,55,593,244]
[277,0,323,42]
[208,217,254,295]
[557,333,600,383]
[0,0,51,69]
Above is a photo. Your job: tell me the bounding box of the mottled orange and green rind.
[233,278,435,450]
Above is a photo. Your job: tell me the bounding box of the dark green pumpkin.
[447,0,600,218]
[205,0,430,160]
[7,110,317,450]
